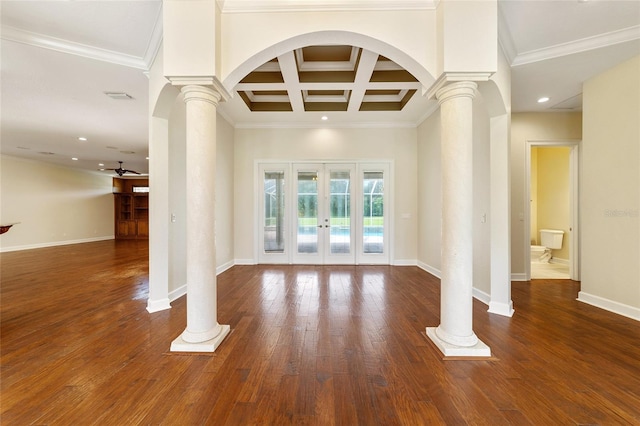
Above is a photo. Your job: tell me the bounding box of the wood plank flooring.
[1,240,639,425]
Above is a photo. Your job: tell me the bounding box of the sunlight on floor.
[531,261,570,279]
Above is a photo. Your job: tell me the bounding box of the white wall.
[221,9,437,87]
[472,94,492,295]
[416,96,492,297]
[166,97,235,294]
[580,55,640,319]
[417,110,441,275]
[0,155,114,251]
[168,96,187,294]
[233,126,418,264]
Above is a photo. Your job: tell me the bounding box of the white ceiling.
[1,0,639,175]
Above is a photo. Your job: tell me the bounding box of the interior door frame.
[524,140,581,281]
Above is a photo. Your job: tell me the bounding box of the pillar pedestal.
[170,84,230,353]
[426,81,490,358]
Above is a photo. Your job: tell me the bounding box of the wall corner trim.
[146,298,171,313]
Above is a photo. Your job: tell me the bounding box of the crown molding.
[218,0,438,13]
[143,5,164,70]
[497,4,517,65]
[512,25,640,67]
[1,26,148,70]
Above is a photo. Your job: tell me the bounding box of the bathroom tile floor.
[531,261,570,279]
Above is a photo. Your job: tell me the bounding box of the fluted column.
[426,81,490,357]
[171,85,230,352]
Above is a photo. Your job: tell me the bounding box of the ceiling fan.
[104,161,141,176]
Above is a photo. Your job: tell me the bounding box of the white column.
[171,85,230,352]
[427,81,490,357]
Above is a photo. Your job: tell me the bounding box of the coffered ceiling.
[236,46,419,113]
[1,0,639,175]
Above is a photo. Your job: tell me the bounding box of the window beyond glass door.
[264,171,285,253]
[362,171,384,254]
[329,170,351,255]
[297,171,319,254]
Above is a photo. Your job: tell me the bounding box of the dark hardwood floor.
[1,240,639,425]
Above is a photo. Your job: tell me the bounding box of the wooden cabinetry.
[113,178,149,240]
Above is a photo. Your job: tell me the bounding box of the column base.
[426,327,491,357]
[171,324,230,353]
[488,301,515,317]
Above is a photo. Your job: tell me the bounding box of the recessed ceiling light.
[538,97,550,103]
[98,163,104,167]
[321,116,328,121]
[78,137,87,141]
[71,157,78,161]
[146,157,149,160]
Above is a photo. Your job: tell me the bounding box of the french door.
[258,161,389,265]
[293,163,356,264]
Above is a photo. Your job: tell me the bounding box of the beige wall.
[510,112,582,275]
[416,94,492,296]
[581,55,640,315]
[417,110,441,273]
[532,147,571,260]
[166,97,235,293]
[0,155,114,251]
[233,126,418,264]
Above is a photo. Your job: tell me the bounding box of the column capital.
[181,84,223,107]
[426,71,491,100]
[169,75,232,102]
[435,81,478,105]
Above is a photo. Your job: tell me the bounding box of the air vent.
[104,92,133,100]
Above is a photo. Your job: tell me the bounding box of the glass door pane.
[259,164,290,264]
[329,170,351,255]
[363,171,384,254]
[297,170,319,254]
[264,171,285,253]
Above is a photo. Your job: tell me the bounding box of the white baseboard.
[0,235,115,253]
[166,261,240,304]
[169,284,187,303]
[217,260,234,275]
[472,287,491,306]
[146,298,171,313]
[550,257,569,265]
[577,291,640,321]
[234,258,256,265]
[511,273,527,281]
[393,259,417,266]
[417,261,441,279]
[488,300,515,317]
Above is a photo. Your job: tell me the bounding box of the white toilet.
[531,229,564,263]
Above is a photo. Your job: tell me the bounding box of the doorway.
[525,140,580,281]
[258,161,390,265]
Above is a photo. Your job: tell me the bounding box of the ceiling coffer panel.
[234,45,420,113]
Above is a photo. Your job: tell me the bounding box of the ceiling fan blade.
[123,169,141,175]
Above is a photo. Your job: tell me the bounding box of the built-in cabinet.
[113,178,149,240]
